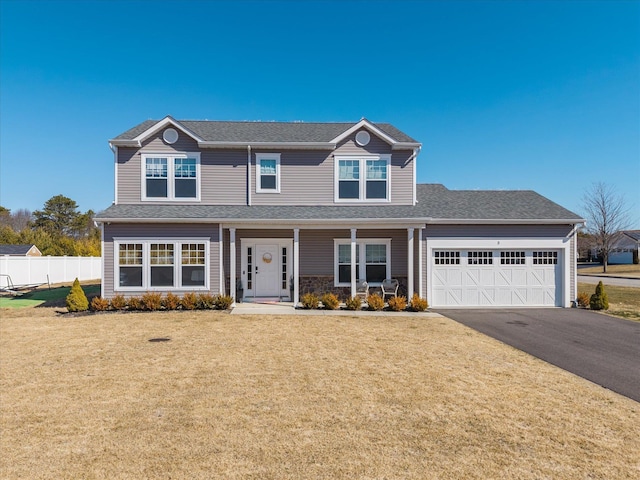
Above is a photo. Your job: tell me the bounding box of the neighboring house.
[604,230,640,264]
[94,116,584,308]
[0,244,42,256]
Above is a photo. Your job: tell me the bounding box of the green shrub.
[589,281,609,310]
[110,294,127,310]
[344,296,362,311]
[127,296,143,311]
[198,293,216,309]
[321,292,340,310]
[181,292,198,310]
[214,294,234,310]
[576,292,590,308]
[388,295,407,311]
[66,278,89,312]
[141,292,163,311]
[366,293,385,311]
[90,296,109,311]
[300,292,320,309]
[163,292,180,310]
[409,293,429,312]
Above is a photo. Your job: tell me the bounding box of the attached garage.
[425,232,574,308]
[431,249,562,307]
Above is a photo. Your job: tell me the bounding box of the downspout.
[247,145,252,206]
[109,143,118,205]
[410,146,421,206]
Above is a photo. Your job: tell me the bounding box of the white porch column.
[219,225,224,295]
[418,227,424,298]
[407,228,414,299]
[350,228,357,298]
[230,228,236,305]
[293,228,300,307]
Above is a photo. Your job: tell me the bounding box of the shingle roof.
[0,244,37,255]
[95,185,583,223]
[623,230,640,242]
[112,119,418,144]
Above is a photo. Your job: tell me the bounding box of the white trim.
[294,229,300,307]
[140,152,201,201]
[407,228,414,299]
[330,119,398,146]
[247,145,252,206]
[132,116,205,145]
[240,238,293,299]
[425,237,571,308]
[230,228,236,305]
[255,153,281,194]
[113,237,210,292]
[418,227,424,298]
[100,223,105,298]
[219,225,224,295]
[199,141,334,150]
[334,154,391,203]
[113,145,119,205]
[334,238,391,287]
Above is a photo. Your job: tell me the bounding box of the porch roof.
[95,185,584,225]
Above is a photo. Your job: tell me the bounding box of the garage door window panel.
[434,251,460,265]
[533,251,558,265]
[468,251,493,265]
[500,251,525,265]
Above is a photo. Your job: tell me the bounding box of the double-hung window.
[142,153,200,200]
[334,239,391,286]
[335,155,390,202]
[256,153,281,193]
[115,239,209,291]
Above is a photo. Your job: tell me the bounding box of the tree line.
[0,195,100,256]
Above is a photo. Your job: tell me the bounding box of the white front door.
[254,244,280,296]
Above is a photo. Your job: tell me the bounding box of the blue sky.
[1,0,639,226]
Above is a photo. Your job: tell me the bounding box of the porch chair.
[355,281,369,300]
[381,278,399,301]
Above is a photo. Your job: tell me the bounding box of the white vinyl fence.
[0,256,101,288]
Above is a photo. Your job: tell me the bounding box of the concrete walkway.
[231,301,442,317]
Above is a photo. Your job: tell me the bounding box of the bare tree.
[582,182,630,272]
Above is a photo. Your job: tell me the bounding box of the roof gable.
[110,117,420,149]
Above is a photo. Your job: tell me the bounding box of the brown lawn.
[1,307,638,479]
[579,263,640,277]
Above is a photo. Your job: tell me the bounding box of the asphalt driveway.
[437,309,640,402]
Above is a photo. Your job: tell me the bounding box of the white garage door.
[431,250,562,307]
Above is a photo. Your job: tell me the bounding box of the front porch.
[221,225,424,306]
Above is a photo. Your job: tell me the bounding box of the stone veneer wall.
[300,275,408,300]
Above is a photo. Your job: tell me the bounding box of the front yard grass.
[579,263,640,277]
[578,282,640,321]
[1,308,638,479]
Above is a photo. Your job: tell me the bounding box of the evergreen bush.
[321,292,340,310]
[344,296,362,311]
[127,296,143,311]
[110,294,127,310]
[163,292,180,310]
[66,278,89,312]
[141,292,163,311]
[214,294,234,310]
[198,293,216,309]
[409,293,429,312]
[300,292,320,309]
[90,296,109,311]
[388,295,407,311]
[366,293,385,311]
[589,281,609,310]
[181,292,198,310]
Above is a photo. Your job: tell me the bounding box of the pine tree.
[589,281,609,311]
[66,278,89,312]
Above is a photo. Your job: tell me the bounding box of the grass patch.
[1,309,638,479]
[0,282,100,309]
[579,263,640,277]
[578,282,640,321]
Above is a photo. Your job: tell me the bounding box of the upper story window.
[142,153,200,201]
[335,155,390,202]
[256,153,281,193]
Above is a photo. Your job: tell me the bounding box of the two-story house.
[95,116,584,308]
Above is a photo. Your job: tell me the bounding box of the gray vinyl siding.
[424,224,573,238]
[102,223,220,298]
[224,228,409,278]
[116,129,247,205]
[117,127,415,207]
